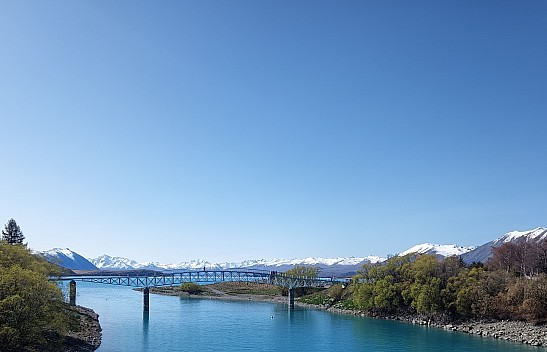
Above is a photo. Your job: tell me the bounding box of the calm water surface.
[70,282,537,352]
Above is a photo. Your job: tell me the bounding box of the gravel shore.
[311,304,547,348]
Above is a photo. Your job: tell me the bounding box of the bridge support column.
[288,288,295,309]
[69,280,76,306]
[143,287,150,312]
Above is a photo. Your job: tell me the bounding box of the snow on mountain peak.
[399,243,474,257]
[91,254,138,270]
[495,227,547,244]
[43,248,76,260]
[88,255,383,271]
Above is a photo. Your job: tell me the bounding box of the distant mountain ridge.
[91,254,138,270]
[88,254,385,272]
[38,227,546,275]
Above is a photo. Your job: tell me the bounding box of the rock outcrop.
[62,305,102,351]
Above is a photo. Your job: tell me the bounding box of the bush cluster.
[353,246,547,323]
[179,282,207,294]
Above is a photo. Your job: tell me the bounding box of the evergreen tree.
[1,219,25,244]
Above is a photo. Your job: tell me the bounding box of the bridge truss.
[57,269,344,289]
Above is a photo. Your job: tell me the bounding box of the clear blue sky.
[1,1,546,263]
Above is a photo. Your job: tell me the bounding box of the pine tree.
[2,218,25,244]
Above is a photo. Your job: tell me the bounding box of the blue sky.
[1,1,546,263]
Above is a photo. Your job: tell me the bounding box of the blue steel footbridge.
[56,269,347,310]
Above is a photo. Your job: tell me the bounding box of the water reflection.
[142,310,149,351]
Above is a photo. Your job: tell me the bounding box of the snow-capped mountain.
[491,227,547,245]
[87,255,385,278]
[462,227,547,264]
[89,255,385,271]
[39,248,98,270]
[91,254,139,270]
[398,243,475,258]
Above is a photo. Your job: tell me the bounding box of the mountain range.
[37,227,546,276]
[89,254,384,271]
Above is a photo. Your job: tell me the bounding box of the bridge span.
[56,269,347,310]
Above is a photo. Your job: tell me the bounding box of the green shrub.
[179,282,206,294]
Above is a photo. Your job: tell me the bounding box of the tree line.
[352,239,547,323]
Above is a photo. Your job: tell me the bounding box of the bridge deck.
[56,269,347,288]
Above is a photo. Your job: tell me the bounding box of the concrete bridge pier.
[288,288,295,309]
[143,287,150,312]
[69,280,76,306]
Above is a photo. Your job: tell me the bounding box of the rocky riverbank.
[389,315,547,347]
[436,320,547,347]
[309,304,547,348]
[61,305,102,351]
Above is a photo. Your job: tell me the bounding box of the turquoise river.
[70,282,538,352]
